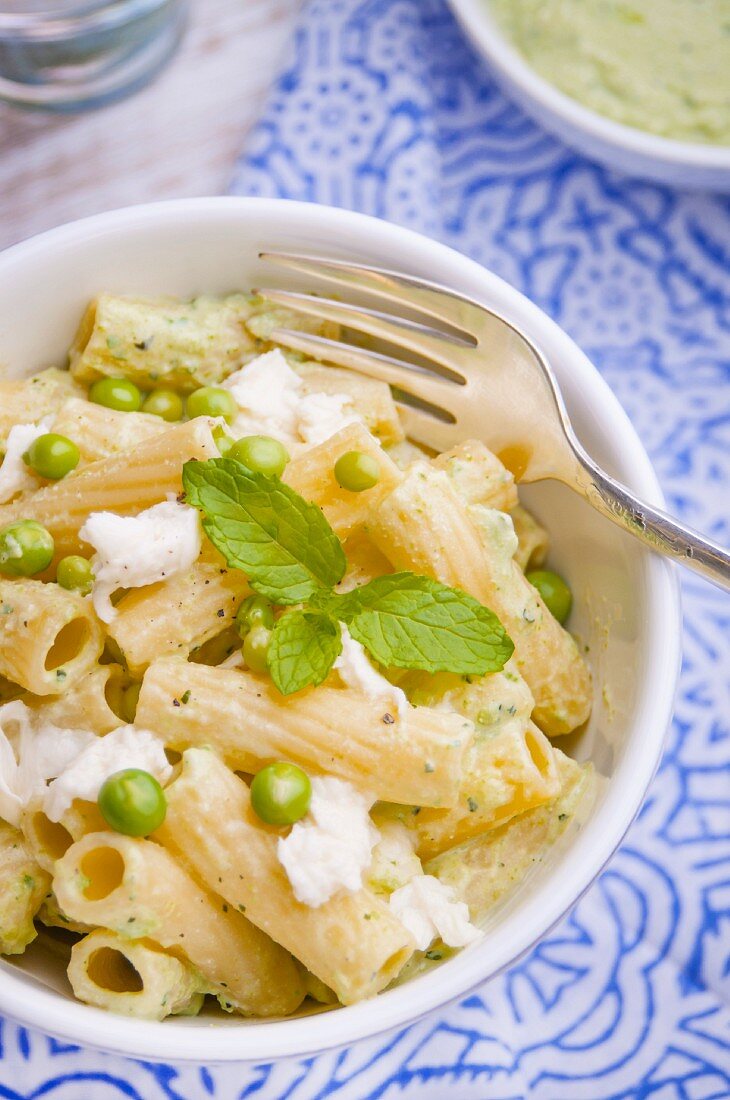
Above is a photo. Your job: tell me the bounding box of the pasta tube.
[23,798,106,873]
[377,718,560,859]
[427,751,597,920]
[137,657,472,808]
[0,820,51,954]
[0,418,220,559]
[284,422,403,539]
[337,531,393,593]
[433,440,518,512]
[296,362,404,446]
[108,559,250,675]
[51,398,168,464]
[0,579,104,695]
[68,930,204,1020]
[369,464,591,735]
[156,748,415,1005]
[0,368,84,448]
[28,663,126,734]
[511,504,549,572]
[37,890,91,935]
[54,831,307,1017]
[69,294,259,391]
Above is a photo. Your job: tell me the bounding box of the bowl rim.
[447,0,730,171]
[0,197,682,1063]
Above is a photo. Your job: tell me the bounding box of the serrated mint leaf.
[333,572,514,675]
[268,610,342,695]
[183,458,346,604]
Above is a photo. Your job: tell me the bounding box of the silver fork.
[257,252,730,592]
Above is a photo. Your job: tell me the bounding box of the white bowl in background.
[448,0,730,190]
[0,198,681,1062]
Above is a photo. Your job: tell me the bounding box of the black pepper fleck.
[382,713,395,724]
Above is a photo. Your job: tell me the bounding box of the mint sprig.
[183,458,346,604]
[332,573,514,675]
[268,610,342,695]
[184,458,514,695]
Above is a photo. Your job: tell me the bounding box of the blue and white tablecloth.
[2,1,728,1096]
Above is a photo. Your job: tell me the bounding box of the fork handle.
[575,455,730,592]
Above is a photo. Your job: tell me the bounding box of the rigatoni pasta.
[107,559,250,674]
[0,368,84,448]
[50,397,168,464]
[0,820,50,954]
[0,418,220,559]
[0,579,104,695]
[68,929,205,1020]
[368,463,592,735]
[136,657,472,808]
[156,748,415,1005]
[0,287,597,1024]
[54,831,307,1016]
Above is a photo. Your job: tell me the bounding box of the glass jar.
[0,0,187,112]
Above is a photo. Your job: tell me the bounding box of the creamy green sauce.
[490,0,730,145]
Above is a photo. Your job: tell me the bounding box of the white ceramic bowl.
[448,0,730,190]
[0,198,681,1062]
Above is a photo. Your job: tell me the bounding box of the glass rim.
[0,0,173,41]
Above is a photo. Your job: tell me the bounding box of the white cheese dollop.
[0,700,95,827]
[80,500,202,623]
[223,349,363,449]
[296,392,360,446]
[334,625,408,716]
[44,724,171,823]
[224,349,303,443]
[0,419,51,504]
[389,874,482,951]
[277,776,379,907]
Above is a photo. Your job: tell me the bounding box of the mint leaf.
[183,459,346,604]
[268,610,342,695]
[333,573,514,675]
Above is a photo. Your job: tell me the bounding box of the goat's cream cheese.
[296,392,360,447]
[334,625,408,716]
[0,420,50,504]
[223,349,362,449]
[389,874,481,950]
[277,776,379,907]
[0,700,95,826]
[44,724,171,823]
[80,500,202,623]
[224,349,302,443]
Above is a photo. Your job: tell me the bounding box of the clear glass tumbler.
[0,0,187,112]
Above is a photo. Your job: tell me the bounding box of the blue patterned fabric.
[2,1,728,1096]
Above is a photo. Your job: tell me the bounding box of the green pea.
[56,555,94,595]
[89,377,142,413]
[23,433,80,481]
[0,520,54,577]
[98,768,166,836]
[119,682,142,724]
[334,450,380,492]
[243,625,272,673]
[213,426,234,456]
[250,762,312,826]
[230,435,289,478]
[141,388,184,422]
[186,386,237,424]
[236,594,275,637]
[526,569,573,624]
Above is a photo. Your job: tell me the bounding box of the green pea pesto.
[490,0,730,144]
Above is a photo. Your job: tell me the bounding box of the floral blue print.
[1,1,728,1097]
